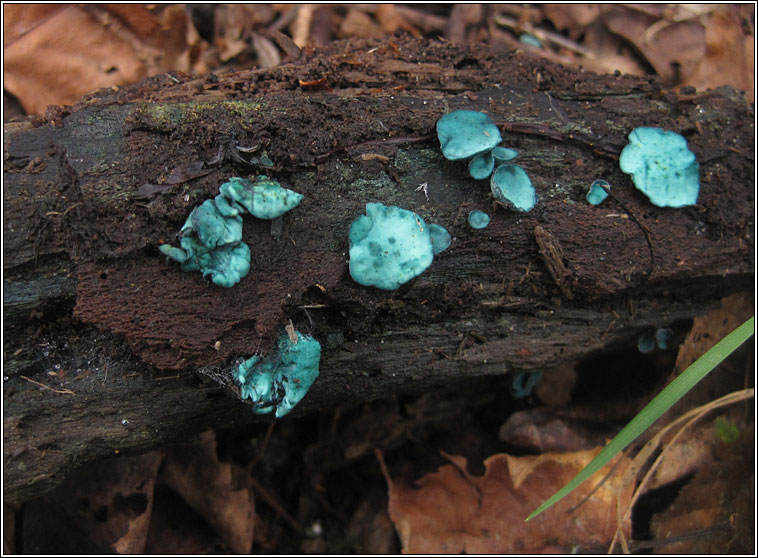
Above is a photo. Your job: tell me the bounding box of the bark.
[3,36,754,505]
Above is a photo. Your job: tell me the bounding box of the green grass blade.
[525,316,754,521]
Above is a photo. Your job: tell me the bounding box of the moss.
[134,101,265,133]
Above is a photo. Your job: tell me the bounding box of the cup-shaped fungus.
[490,164,537,212]
[235,328,321,417]
[619,127,700,208]
[160,175,304,288]
[655,327,674,350]
[492,146,518,162]
[182,199,243,248]
[428,223,452,255]
[219,176,304,219]
[468,150,495,180]
[586,179,610,205]
[349,202,435,290]
[637,331,655,354]
[436,110,502,161]
[467,210,490,229]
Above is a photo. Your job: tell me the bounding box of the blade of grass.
[525,316,754,521]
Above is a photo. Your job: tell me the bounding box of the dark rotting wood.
[3,36,754,505]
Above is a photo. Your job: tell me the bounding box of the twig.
[493,12,593,57]
[20,375,75,395]
[249,477,304,533]
[250,419,276,469]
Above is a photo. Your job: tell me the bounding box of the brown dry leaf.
[542,4,606,38]
[381,447,633,553]
[684,6,754,103]
[4,4,205,115]
[339,10,384,39]
[579,21,647,77]
[647,408,751,491]
[498,409,611,453]
[658,293,753,418]
[145,484,220,554]
[20,452,162,554]
[375,4,421,38]
[650,293,753,453]
[650,425,753,553]
[604,7,706,84]
[674,292,752,375]
[213,4,276,62]
[160,430,254,554]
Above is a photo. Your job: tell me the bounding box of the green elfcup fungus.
[183,199,243,248]
[586,179,610,206]
[467,210,490,229]
[160,175,303,287]
[491,164,537,212]
[436,110,502,161]
[655,327,674,350]
[492,146,519,162]
[428,223,452,255]
[219,176,304,219]
[234,328,321,418]
[468,150,495,180]
[637,331,655,354]
[348,202,435,290]
[619,127,700,208]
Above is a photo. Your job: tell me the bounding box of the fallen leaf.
[3,5,205,115]
[663,293,753,417]
[543,4,605,38]
[604,7,705,84]
[380,447,633,553]
[650,425,753,553]
[683,6,754,102]
[339,10,384,40]
[498,408,610,453]
[145,485,219,554]
[160,430,255,554]
[20,452,162,554]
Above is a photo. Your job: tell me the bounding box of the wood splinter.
[534,225,573,301]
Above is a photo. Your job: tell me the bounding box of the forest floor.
[4,4,754,554]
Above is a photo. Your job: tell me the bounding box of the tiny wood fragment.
[533,225,573,300]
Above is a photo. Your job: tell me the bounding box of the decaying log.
[3,36,754,505]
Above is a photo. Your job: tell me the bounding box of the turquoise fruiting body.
[436,110,502,161]
[511,371,542,398]
[219,176,304,219]
[655,327,674,350]
[428,223,452,255]
[468,150,495,180]
[637,331,655,354]
[586,179,610,205]
[519,32,542,48]
[436,111,522,181]
[492,146,518,162]
[160,198,250,287]
[491,163,537,212]
[467,210,490,229]
[160,175,303,287]
[348,202,434,290]
[235,329,321,418]
[619,127,700,208]
[183,199,243,248]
